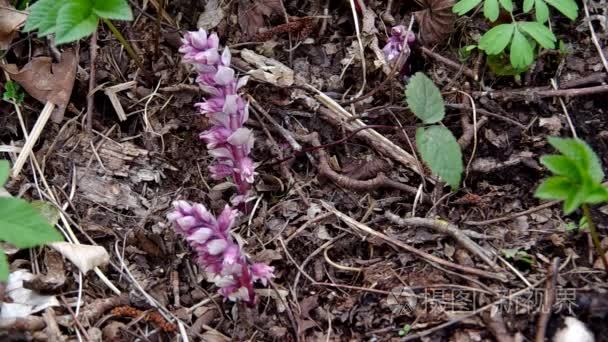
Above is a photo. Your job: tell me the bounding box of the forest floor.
[1,0,608,341]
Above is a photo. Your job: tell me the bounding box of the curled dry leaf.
[197,0,225,31]
[238,0,283,38]
[240,49,294,86]
[1,270,60,319]
[0,0,27,50]
[50,242,110,274]
[414,0,456,46]
[1,49,77,123]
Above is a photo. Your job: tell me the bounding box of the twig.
[420,46,478,81]
[347,0,367,98]
[298,132,422,197]
[582,204,608,271]
[464,201,559,226]
[472,84,608,101]
[86,30,98,133]
[446,103,526,129]
[248,96,302,151]
[551,79,577,138]
[582,0,608,73]
[535,258,560,342]
[384,213,499,270]
[322,201,507,281]
[11,102,56,177]
[560,72,607,89]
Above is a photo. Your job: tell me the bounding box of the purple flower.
[181,29,255,203]
[383,25,416,62]
[168,201,274,303]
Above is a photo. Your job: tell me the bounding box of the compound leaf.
[510,28,534,69]
[0,198,63,249]
[535,0,550,22]
[548,137,604,182]
[523,0,534,12]
[499,0,514,12]
[405,73,445,124]
[484,0,500,21]
[519,21,556,49]
[55,1,99,45]
[545,0,578,20]
[92,0,133,20]
[540,155,581,181]
[479,24,515,55]
[416,125,463,189]
[23,0,63,36]
[535,176,574,200]
[453,0,483,15]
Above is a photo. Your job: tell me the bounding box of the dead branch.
[535,258,560,342]
[473,84,608,101]
[384,213,499,270]
[420,46,478,80]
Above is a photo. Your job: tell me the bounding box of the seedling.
[398,323,412,337]
[23,0,140,67]
[405,72,463,189]
[502,248,534,265]
[534,137,608,270]
[453,0,578,71]
[0,160,63,281]
[3,81,24,105]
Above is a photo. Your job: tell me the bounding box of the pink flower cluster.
[383,25,416,62]
[168,200,274,303]
[180,29,255,204]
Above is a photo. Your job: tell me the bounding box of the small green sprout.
[398,324,412,337]
[3,81,25,104]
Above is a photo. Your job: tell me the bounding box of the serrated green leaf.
[523,0,534,12]
[534,176,575,200]
[0,198,63,248]
[548,137,604,182]
[55,1,99,45]
[545,0,578,20]
[92,0,133,20]
[510,29,534,69]
[563,188,585,214]
[479,24,515,55]
[416,125,463,189]
[499,0,513,12]
[453,0,483,15]
[540,155,581,181]
[0,252,7,282]
[484,0,500,21]
[0,160,9,186]
[23,0,63,36]
[586,185,608,204]
[405,73,445,124]
[519,21,556,49]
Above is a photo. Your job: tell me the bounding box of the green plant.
[405,72,463,189]
[3,81,24,104]
[24,0,132,45]
[502,248,534,265]
[398,323,412,337]
[534,137,608,269]
[453,0,578,71]
[0,160,63,281]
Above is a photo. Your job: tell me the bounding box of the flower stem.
[582,204,608,271]
[102,18,143,70]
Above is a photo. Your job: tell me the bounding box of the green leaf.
[535,176,575,200]
[563,188,585,214]
[510,28,534,69]
[486,54,528,75]
[586,185,608,204]
[523,0,534,12]
[0,252,7,282]
[535,0,550,23]
[92,0,133,20]
[416,125,463,189]
[545,0,578,20]
[405,73,445,124]
[30,201,61,226]
[453,0,483,15]
[484,0,500,21]
[23,0,62,35]
[519,21,556,49]
[540,155,581,180]
[0,160,9,186]
[55,1,99,45]
[479,24,515,55]
[3,81,24,104]
[499,0,513,12]
[0,198,63,248]
[548,137,604,182]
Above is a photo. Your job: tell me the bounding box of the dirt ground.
[1,0,608,341]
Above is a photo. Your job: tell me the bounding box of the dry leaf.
[414,0,455,46]
[0,0,27,50]
[2,49,77,123]
[1,269,60,319]
[238,0,283,38]
[197,0,225,30]
[50,242,110,274]
[241,48,294,86]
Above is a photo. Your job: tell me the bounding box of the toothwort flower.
[181,29,255,204]
[383,25,416,64]
[168,200,274,303]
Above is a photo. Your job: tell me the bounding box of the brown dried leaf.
[414,0,456,46]
[238,0,283,38]
[2,49,77,122]
[0,0,27,50]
